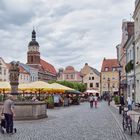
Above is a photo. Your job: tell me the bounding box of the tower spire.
[32,28,36,41]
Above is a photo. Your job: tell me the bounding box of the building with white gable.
[0,57,9,82]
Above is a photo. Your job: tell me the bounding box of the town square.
[0,0,140,140]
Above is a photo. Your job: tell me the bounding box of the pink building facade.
[58,66,82,82]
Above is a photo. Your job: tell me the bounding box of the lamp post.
[107,78,110,95]
[132,41,136,103]
[118,65,123,95]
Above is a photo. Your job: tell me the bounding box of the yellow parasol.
[50,83,74,91]
[0,82,11,93]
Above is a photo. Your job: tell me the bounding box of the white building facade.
[125,36,135,99]
[0,57,9,82]
[19,63,38,83]
[133,0,140,103]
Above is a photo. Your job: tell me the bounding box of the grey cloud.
[0,0,135,71]
[49,4,74,18]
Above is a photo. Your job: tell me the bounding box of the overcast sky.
[0,0,135,72]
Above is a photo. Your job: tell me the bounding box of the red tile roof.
[101,58,119,72]
[64,66,75,74]
[40,59,57,75]
[19,66,29,74]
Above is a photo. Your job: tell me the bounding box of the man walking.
[119,94,125,114]
[89,94,94,108]
[2,95,15,134]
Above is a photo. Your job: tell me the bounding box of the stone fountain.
[0,61,47,120]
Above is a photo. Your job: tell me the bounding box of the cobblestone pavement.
[0,101,138,140]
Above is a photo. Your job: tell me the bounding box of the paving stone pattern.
[110,105,140,140]
[0,102,136,140]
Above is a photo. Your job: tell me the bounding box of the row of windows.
[89,77,94,80]
[85,83,99,88]
[66,74,75,79]
[105,67,117,72]
[20,75,38,81]
[103,77,116,80]
[102,83,118,88]
[0,79,6,81]
[20,75,29,80]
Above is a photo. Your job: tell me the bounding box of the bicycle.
[136,116,140,134]
[122,109,132,135]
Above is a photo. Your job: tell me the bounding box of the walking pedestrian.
[119,94,125,114]
[127,95,132,111]
[107,95,111,106]
[94,95,98,108]
[120,94,125,106]
[89,94,93,108]
[1,94,15,134]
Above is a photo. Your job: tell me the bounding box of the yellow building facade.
[100,58,119,96]
[101,71,119,95]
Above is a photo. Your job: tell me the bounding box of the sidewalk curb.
[109,106,129,140]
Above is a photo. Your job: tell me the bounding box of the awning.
[65,90,81,94]
[86,89,99,94]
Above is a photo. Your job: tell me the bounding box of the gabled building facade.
[101,58,119,96]
[19,65,30,84]
[19,63,38,83]
[80,63,100,91]
[57,66,82,82]
[0,57,9,82]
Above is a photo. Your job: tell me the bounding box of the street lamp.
[107,78,110,95]
[117,65,123,96]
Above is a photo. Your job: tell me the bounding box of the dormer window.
[105,67,108,71]
[112,68,116,71]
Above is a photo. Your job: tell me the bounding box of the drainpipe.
[126,48,128,97]
[133,40,136,103]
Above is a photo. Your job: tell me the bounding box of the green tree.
[49,80,86,92]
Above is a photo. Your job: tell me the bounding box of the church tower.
[27,29,40,66]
